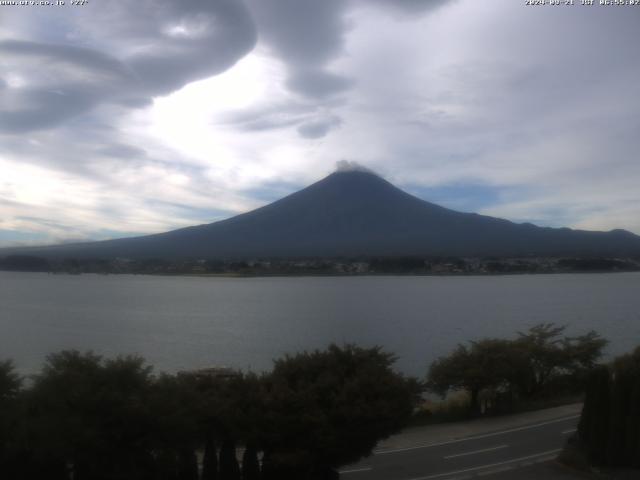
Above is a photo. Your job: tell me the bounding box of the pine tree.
[154,450,179,480]
[629,380,640,468]
[578,365,610,465]
[219,439,241,480]
[177,448,198,480]
[202,436,218,480]
[241,444,260,480]
[577,347,640,468]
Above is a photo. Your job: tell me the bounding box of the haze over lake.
[2,271,639,377]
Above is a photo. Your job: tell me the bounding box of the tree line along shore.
[1,254,640,276]
[0,324,638,479]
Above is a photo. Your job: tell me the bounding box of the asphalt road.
[339,414,580,480]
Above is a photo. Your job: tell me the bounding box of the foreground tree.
[514,324,606,397]
[201,434,219,480]
[26,351,156,480]
[241,445,260,480]
[0,360,23,478]
[427,324,607,415]
[1,345,423,479]
[219,439,241,480]
[577,365,610,465]
[260,344,422,479]
[194,372,264,480]
[0,360,21,399]
[149,373,203,480]
[577,346,640,468]
[427,339,525,415]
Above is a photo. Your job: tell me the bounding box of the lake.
[1,271,639,377]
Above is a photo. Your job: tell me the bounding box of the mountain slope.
[4,170,640,259]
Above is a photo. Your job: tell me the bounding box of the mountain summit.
[6,170,640,259]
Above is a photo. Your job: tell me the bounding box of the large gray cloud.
[0,40,134,132]
[297,115,342,139]
[247,0,345,65]
[233,0,455,140]
[95,144,148,160]
[245,0,455,99]
[245,0,352,100]
[124,0,257,95]
[362,0,456,14]
[286,69,353,99]
[0,0,453,135]
[0,0,257,133]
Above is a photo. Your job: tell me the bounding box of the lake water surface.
[1,271,639,377]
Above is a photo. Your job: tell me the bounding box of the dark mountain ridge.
[3,170,640,259]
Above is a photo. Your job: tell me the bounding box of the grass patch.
[410,391,472,426]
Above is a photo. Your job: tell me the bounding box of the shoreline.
[2,269,639,278]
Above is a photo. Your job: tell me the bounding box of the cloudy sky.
[1,0,639,247]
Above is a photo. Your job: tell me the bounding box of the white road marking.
[443,444,508,460]
[561,428,577,435]
[375,415,579,455]
[405,448,562,480]
[477,465,512,476]
[339,467,373,474]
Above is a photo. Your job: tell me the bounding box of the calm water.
[1,271,639,377]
